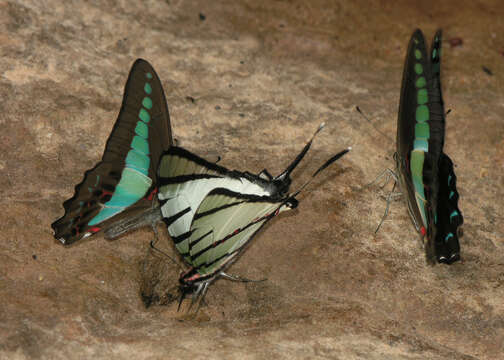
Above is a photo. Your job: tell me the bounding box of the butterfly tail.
[275,123,326,181]
[433,153,463,264]
[290,147,351,199]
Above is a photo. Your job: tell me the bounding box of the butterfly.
[156,124,350,305]
[51,59,172,245]
[394,29,463,264]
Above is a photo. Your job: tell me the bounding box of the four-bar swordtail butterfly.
[157,125,350,307]
[395,29,463,264]
[51,59,172,245]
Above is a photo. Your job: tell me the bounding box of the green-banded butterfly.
[157,125,350,305]
[52,59,172,245]
[395,29,463,264]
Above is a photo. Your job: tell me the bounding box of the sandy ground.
[1,0,503,359]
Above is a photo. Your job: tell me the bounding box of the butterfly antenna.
[367,168,397,189]
[355,106,393,143]
[275,123,326,181]
[290,147,351,198]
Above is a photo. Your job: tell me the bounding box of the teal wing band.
[88,72,155,225]
[409,32,431,228]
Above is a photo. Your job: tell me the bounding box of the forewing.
[396,29,431,231]
[157,147,270,246]
[52,59,172,245]
[186,188,282,277]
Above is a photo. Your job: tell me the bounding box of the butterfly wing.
[432,153,463,263]
[52,59,172,245]
[396,29,463,263]
[157,146,271,242]
[181,188,283,281]
[396,29,433,233]
[427,30,463,263]
[157,146,240,243]
[157,147,287,281]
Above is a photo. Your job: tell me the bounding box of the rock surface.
[1,0,503,359]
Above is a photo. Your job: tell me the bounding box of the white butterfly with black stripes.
[157,124,350,308]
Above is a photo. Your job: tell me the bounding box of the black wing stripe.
[160,147,231,176]
[172,230,193,245]
[190,217,268,262]
[193,220,270,272]
[162,207,191,227]
[158,174,222,185]
[193,200,245,221]
[189,229,213,250]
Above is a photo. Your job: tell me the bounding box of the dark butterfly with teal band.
[52,59,172,245]
[395,29,463,264]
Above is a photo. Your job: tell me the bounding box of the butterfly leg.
[220,272,267,283]
[195,282,210,313]
[187,282,210,313]
[368,168,398,189]
[149,224,183,270]
[375,180,402,234]
[177,289,187,312]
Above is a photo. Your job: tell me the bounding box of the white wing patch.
[187,190,282,276]
[158,149,271,240]
[157,147,286,277]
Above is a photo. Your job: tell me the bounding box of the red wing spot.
[274,208,280,216]
[101,190,113,197]
[187,273,201,281]
[420,227,427,236]
[233,229,240,234]
[90,227,101,233]
[147,188,158,201]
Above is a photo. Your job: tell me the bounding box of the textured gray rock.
[1,1,503,359]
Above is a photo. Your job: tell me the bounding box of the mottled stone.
[1,1,503,359]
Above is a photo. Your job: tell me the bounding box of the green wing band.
[88,74,154,225]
